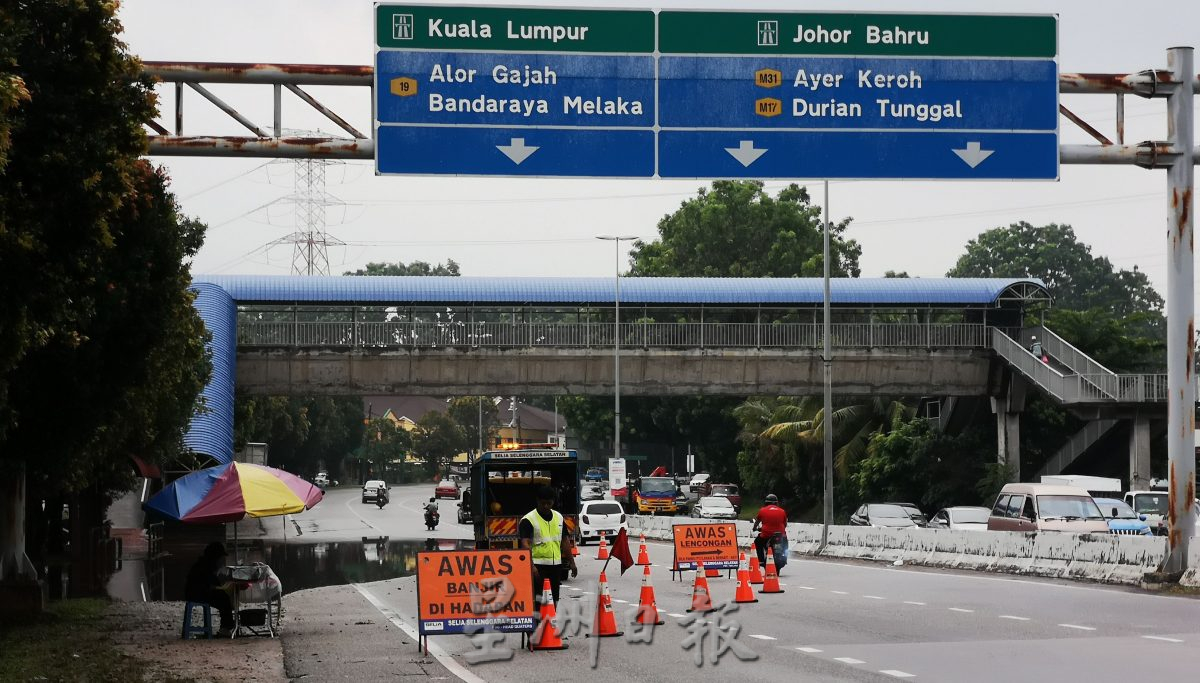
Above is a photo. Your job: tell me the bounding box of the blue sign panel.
[658,130,1058,180]
[377,51,655,128]
[377,126,654,177]
[658,57,1057,131]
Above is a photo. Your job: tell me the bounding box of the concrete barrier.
[627,515,1168,585]
[1180,543,1200,587]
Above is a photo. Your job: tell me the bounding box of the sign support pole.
[820,181,834,554]
[1165,46,1196,572]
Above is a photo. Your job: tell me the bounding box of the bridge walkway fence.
[236,319,1001,351]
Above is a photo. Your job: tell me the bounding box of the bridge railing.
[236,320,996,350]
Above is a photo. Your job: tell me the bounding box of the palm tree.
[755,396,914,477]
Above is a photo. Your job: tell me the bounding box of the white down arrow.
[952,141,995,168]
[497,138,539,165]
[725,140,767,167]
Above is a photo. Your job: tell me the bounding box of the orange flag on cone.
[531,578,568,650]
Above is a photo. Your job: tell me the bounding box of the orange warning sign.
[416,549,535,635]
[672,522,739,570]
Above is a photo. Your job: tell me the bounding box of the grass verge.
[0,598,184,682]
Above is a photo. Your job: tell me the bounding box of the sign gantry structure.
[374,5,1058,179]
[141,6,1195,570]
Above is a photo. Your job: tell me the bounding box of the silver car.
[691,496,738,520]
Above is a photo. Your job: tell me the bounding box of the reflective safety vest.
[522,509,563,566]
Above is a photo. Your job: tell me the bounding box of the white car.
[687,473,711,496]
[691,496,737,520]
[361,479,387,503]
[928,506,990,530]
[578,500,627,545]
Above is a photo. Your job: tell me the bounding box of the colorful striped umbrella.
[143,462,323,524]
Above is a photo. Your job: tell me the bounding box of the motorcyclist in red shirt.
[752,493,788,570]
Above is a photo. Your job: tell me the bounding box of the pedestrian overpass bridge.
[185,275,1172,485]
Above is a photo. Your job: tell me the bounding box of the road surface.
[299,486,1200,682]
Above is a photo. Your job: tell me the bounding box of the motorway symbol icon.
[725,141,768,168]
[497,138,539,165]
[953,141,995,168]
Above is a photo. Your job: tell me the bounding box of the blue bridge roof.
[193,275,1048,306]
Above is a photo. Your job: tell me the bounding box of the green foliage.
[446,396,500,454]
[414,411,468,478]
[976,462,1017,504]
[1043,308,1164,373]
[947,221,1162,319]
[854,420,993,512]
[0,0,161,447]
[344,259,461,276]
[358,417,414,483]
[630,181,860,277]
[234,395,363,480]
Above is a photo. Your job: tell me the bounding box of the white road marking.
[880,670,916,679]
[798,586,816,590]
[834,657,866,665]
[668,613,687,618]
[342,498,380,531]
[352,583,485,683]
[796,647,823,653]
[999,615,1030,621]
[948,607,974,613]
[612,599,628,604]
[903,601,926,606]
[1142,635,1184,643]
[1059,623,1097,631]
[566,586,581,591]
[748,634,777,640]
[863,595,885,600]
[831,590,849,595]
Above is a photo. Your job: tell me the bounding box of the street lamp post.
[596,235,638,469]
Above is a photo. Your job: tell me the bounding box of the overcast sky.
[119,0,1199,303]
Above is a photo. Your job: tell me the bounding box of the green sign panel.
[658,11,1056,57]
[376,4,655,53]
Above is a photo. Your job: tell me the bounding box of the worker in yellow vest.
[519,485,578,605]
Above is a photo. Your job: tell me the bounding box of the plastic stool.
[181,601,213,639]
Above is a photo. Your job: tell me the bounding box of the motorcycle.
[425,508,440,531]
[376,491,389,509]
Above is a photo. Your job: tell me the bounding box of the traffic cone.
[570,542,579,558]
[587,571,624,638]
[748,551,764,585]
[634,564,665,625]
[595,532,609,560]
[761,551,784,594]
[685,561,715,613]
[531,578,568,651]
[734,552,758,603]
[636,533,651,566]
[705,565,720,578]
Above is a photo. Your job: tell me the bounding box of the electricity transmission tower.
[268,158,346,275]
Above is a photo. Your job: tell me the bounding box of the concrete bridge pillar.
[1128,413,1151,491]
[991,376,1027,481]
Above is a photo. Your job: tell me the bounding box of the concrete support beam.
[992,376,1027,481]
[1129,413,1151,491]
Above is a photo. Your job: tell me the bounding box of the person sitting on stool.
[185,541,238,636]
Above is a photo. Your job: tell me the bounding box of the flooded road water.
[108,537,475,602]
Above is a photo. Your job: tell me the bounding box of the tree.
[947,222,1162,320]
[854,420,992,513]
[1,2,210,591]
[630,181,860,277]
[413,411,467,479]
[358,418,413,484]
[446,396,500,456]
[344,259,460,276]
[234,395,363,480]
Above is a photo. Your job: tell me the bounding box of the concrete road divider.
[627,515,1171,586]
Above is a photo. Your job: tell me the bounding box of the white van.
[988,483,1110,533]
